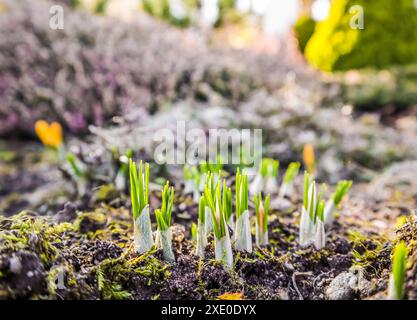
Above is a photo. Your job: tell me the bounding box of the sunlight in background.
[312,0,330,21]
[201,0,219,26]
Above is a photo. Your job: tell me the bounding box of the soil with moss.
[1,159,416,300]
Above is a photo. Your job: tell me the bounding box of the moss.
[306,0,417,71]
[94,183,118,202]
[0,212,72,264]
[73,210,107,235]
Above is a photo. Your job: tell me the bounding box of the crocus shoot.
[324,180,352,225]
[195,196,207,258]
[250,158,279,195]
[155,182,175,262]
[388,241,408,300]
[254,193,270,246]
[299,171,317,246]
[115,149,133,191]
[129,159,153,254]
[279,162,300,199]
[222,180,234,230]
[314,199,326,250]
[204,180,233,269]
[183,165,200,202]
[235,169,252,253]
[66,152,87,196]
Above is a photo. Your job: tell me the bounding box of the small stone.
[326,272,358,300]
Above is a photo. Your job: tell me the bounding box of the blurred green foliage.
[142,0,197,27]
[294,15,315,53]
[305,0,417,71]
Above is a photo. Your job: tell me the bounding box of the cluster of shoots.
[204,177,233,269]
[388,241,408,300]
[235,169,252,253]
[250,158,301,199]
[183,157,223,202]
[155,182,175,262]
[195,169,271,269]
[129,159,153,254]
[250,158,279,195]
[254,193,270,246]
[299,172,325,249]
[299,172,352,250]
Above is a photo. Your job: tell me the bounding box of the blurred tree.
[305,0,417,71]
[294,0,315,53]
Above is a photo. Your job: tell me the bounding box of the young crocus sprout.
[183,164,195,194]
[183,165,201,203]
[279,162,301,199]
[314,199,326,250]
[66,152,87,196]
[129,159,153,254]
[222,180,234,230]
[35,120,63,150]
[303,144,316,175]
[250,158,279,195]
[66,152,83,178]
[155,182,175,262]
[195,196,207,258]
[299,172,317,246]
[254,193,270,247]
[204,181,233,269]
[235,169,252,253]
[203,173,215,236]
[115,149,133,191]
[388,241,408,300]
[324,180,352,225]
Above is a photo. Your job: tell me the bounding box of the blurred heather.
[0,0,307,137]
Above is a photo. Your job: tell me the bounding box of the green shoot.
[222,180,233,223]
[308,181,317,221]
[155,182,174,231]
[198,195,206,224]
[316,199,325,222]
[332,180,352,206]
[208,155,223,175]
[66,152,83,177]
[183,164,194,181]
[119,149,133,176]
[204,181,226,239]
[389,241,408,300]
[260,158,279,178]
[129,159,150,220]
[235,169,248,219]
[254,193,270,234]
[303,171,310,210]
[200,161,209,174]
[283,162,301,184]
[191,223,197,242]
[314,199,326,250]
